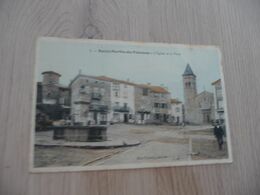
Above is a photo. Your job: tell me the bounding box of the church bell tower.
[183,64,197,110]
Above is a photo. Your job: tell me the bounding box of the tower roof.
[42,71,61,77]
[183,64,196,77]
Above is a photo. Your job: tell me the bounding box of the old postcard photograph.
[31,37,232,172]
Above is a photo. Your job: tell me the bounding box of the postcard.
[31,37,232,172]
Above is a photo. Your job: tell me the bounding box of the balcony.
[74,96,91,104]
[153,107,169,114]
[216,107,224,112]
[113,105,130,113]
[91,93,102,100]
[79,88,87,94]
[89,104,108,112]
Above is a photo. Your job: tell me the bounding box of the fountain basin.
[51,125,107,142]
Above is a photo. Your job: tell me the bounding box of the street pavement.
[34,124,228,167]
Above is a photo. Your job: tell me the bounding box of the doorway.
[124,114,128,123]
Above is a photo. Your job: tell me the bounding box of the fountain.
[52,125,107,142]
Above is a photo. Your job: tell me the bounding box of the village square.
[34,64,228,167]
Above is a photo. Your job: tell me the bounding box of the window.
[114,91,119,97]
[162,104,168,109]
[143,88,148,96]
[176,107,180,112]
[186,82,191,87]
[217,100,223,109]
[79,85,87,94]
[154,103,159,108]
[113,83,120,90]
[124,103,127,108]
[100,114,107,121]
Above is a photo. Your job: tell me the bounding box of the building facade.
[70,75,110,125]
[37,71,172,125]
[95,76,136,123]
[135,84,171,124]
[183,64,215,124]
[36,71,70,121]
[212,79,224,122]
[169,99,183,124]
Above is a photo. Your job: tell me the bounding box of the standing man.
[214,124,224,150]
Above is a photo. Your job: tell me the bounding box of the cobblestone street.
[34,124,228,167]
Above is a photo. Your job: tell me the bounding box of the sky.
[36,38,222,101]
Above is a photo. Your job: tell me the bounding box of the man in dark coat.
[214,125,224,150]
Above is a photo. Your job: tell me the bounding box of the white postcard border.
[29,37,233,173]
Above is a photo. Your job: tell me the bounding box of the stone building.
[37,71,172,125]
[95,76,136,123]
[41,71,60,104]
[135,84,171,124]
[36,71,70,121]
[70,75,137,125]
[70,74,110,125]
[169,99,183,125]
[183,64,215,124]
[212,79,224,122]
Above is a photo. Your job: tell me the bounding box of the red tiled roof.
[170,99,182,104]
[71,74,170,94]
[95,76,137,86]
[138,84,170,94]
[41,71,61,77]
[211,79,221,85]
